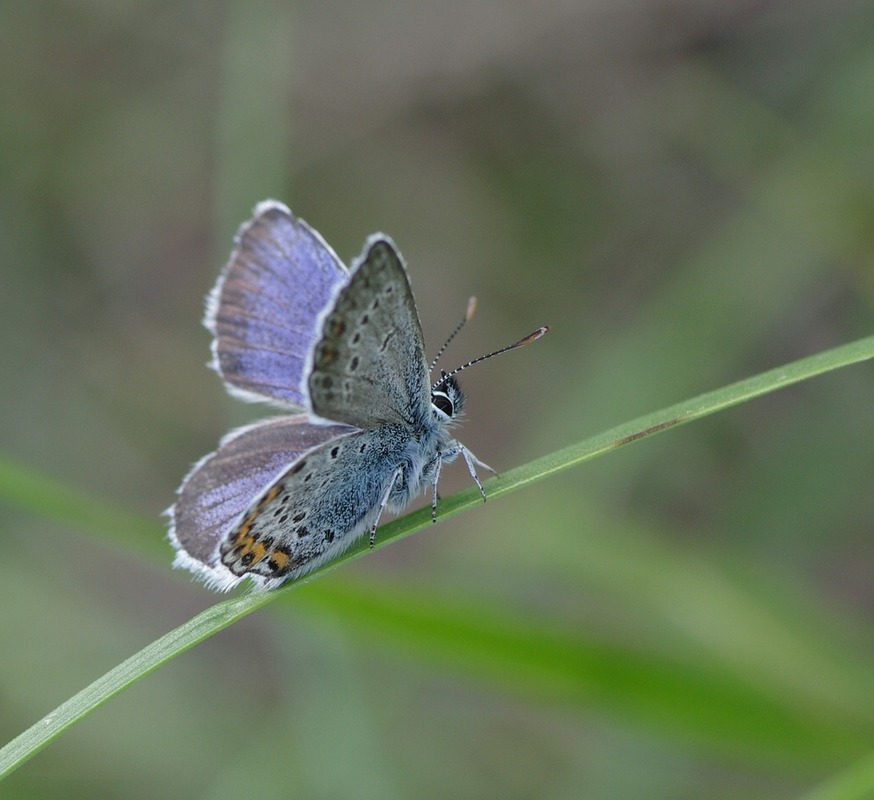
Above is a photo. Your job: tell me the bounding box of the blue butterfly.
[169,201,547,591]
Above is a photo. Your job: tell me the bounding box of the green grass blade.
[0,591,276,779]
[505,334,874,499]
[0,334,872,778]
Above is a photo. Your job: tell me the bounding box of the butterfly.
[168,201,547,591]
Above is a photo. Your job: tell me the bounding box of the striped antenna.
[432,326,549,390]
[429,296,477,372]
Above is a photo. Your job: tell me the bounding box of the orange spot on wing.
[232,518,254,545]
[269,549,291,571]
[257,485,282,510]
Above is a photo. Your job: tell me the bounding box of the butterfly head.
[431,371,465,421]
[428,297,547,423]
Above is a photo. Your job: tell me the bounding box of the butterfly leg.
[460,446,496,502]
[370,467,404,548]
[436,443,497,509]
[430,452,443,523]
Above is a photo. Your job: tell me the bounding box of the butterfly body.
[168,201,525,592]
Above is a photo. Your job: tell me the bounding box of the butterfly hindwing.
[207,201,349,409]
[219,425,410,587]
[169,415,351,591]
[307,236,431,428]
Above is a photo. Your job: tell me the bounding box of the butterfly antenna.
[432,325,549,389]
[429,296,478,372]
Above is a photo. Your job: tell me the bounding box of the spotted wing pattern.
[308,236,431,428]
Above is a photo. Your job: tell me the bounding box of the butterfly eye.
[431,390,454,417]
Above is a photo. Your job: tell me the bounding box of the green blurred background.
[2,1,874,798]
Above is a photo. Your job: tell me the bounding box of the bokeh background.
[2,1,874,797]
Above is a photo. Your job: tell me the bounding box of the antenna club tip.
[516,326,549,347]
[465,296,478,321]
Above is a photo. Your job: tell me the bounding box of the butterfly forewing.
[308,237,431,428]
[208,202,348,409]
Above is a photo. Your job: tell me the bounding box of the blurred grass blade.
[0,454,157,551]
[296,578,874,767]
[800,753,874,800]
[0,334,872,778]
[213,0,294,242]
